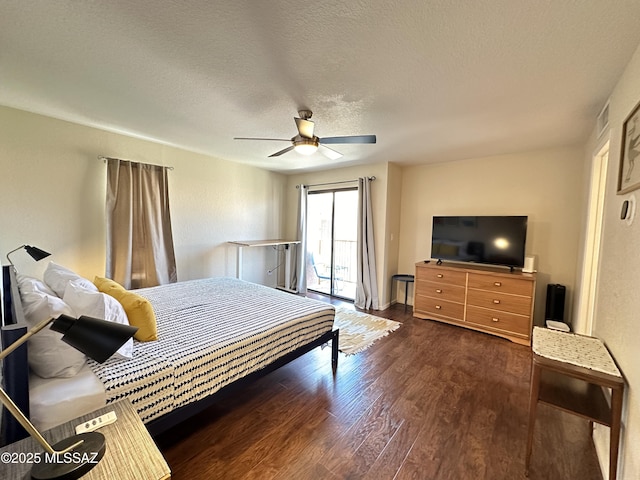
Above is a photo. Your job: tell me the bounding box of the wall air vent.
[597,101,610,138]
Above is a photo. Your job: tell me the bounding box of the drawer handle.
[492,317,499,322]
[435,289,442,294]
[437,274,443,278]
[494,282,502,287]
[435,305,442,309]
[493,299,500,304]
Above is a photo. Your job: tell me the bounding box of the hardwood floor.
[155,300,603,480]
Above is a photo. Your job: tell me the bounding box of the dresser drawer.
[416,280,466,303]
[467,273,533,296]
[466,305,530,336]
[416,267,466,286]
[466,289,532,316]
[415,295,464,321]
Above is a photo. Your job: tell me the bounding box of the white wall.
[586,42,640,480]
[0,106,286,285]
[397,146,586,327]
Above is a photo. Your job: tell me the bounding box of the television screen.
[431,216,528,268]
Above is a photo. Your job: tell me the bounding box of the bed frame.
[0,265,339,445]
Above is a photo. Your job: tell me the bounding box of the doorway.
[575,141,608,334]
[306,188,358,299]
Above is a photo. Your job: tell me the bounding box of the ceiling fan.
[234,110,376,160]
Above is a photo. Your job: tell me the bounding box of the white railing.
[308,239,357,298]
[333,239,357,283]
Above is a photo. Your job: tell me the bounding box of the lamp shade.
[23,245,51,261]
[293,138,319,155]
[50,314,138,363]
[5,244,51,265]
[294,143,318,155]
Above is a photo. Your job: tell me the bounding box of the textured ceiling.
[2,1,640,173]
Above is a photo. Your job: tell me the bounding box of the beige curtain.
[355,177,379,310]
[105,158,177,289]
[290,184,308,294]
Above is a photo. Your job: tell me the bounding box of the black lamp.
[0,314,137,479]
[5,245,51,265]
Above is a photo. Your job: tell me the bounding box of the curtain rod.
[296,176,376,189]
[97,155,174,170]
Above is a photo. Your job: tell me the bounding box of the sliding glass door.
[306,188,358,299]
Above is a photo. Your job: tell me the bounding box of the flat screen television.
[431,216,528,268]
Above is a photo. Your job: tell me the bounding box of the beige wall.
[397,146,587,327]
[385,163,403,305]
[586,42,640,480]
[0,106,286,285]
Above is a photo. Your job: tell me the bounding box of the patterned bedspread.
[87,277,335,423]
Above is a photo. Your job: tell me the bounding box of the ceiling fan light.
[294,142,318,155]
[294,144,318,155]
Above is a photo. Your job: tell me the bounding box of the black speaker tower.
[545,284,566,322]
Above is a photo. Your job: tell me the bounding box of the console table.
[525,327,624,479]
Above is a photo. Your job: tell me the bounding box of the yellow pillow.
[94,276,158,342]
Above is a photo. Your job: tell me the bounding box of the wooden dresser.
[414,261,536,345]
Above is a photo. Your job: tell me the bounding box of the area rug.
[333,306,401,355]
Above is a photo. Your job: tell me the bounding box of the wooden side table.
[0,399,171,480]
[525,327,624,480]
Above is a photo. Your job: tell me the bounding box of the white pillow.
[20,289,87,378]
[17,274,56,297]
[43,262,97,298]
[63,280,133,360]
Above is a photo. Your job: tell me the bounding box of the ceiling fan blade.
[319,135,377,145]
[295,117,315,139]
[234,137,290,141]
[268,145,295,157]
[319,145,343,160]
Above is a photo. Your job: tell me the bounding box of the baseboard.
[387,299,415,311]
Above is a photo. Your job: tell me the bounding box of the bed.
[1,265,339,445]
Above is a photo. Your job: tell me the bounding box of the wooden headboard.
[1,265,30,446]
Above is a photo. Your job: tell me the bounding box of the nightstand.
[0,399,171,479]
